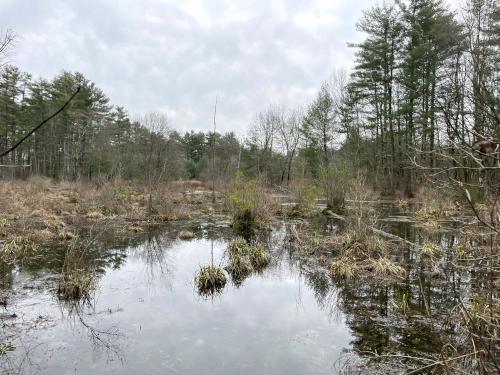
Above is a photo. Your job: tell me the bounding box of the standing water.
[1,223,352,374]
[1,206,490,374]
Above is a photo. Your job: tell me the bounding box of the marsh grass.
[178,230,195,240]
[0,236,39,263]
[228,238,248,254]
[370,257,406,278]
[420,241,444,258]
[330,259,357,280]
[227,173,278,232]
[195,265,227,296]
[248,245,271,269]
[57,229,102,301]
[227,238,271,274]
[226,252,253,279]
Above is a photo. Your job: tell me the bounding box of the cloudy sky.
[3,0,459,135]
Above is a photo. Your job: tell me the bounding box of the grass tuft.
[1,236,38,262]
[195,265,227,296]
[248,245,271,269]
[372,257,406,278]
[420,241,444,258]
[330,259,356,279]
[178,230,195,240]
[226,252,253,279]
[228,238,248,254]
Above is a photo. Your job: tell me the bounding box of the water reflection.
[0,213,492,374]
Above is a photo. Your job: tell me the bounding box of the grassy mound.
[249,245,271,269]
[195,265,227,296]
[178,230,195,240]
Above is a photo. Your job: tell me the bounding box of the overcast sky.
[3,0,460,135]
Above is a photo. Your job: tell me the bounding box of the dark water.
[0,206,491,374]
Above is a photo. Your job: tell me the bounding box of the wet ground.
[0,204,494,374]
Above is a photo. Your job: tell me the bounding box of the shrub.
[289,183,319,216]
[227,173,276,232]
[319,164,350,210]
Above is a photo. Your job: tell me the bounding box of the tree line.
[1,0,498,198]
[0,66,242,182]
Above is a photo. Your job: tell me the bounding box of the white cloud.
[4,0,381,135]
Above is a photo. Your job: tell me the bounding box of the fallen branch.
[323,209,417,246]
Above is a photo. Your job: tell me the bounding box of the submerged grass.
[195,265,227,296]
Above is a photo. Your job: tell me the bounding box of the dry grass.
[195,265,227,296]
[57,236,98,301]
[248,245,271,269]
[0,236,39,263]
[420,241,444,258]
[330,259,357,279]
[226,252,253,279]
[370,257,406,278]
[0,177,221,261]
[178,230,195,240]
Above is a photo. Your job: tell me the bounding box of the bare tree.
[277,107,303,184]
[0,29,15,66]
[138,112,172,215]
[247,105,283,176]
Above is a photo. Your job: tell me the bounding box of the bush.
[289,182,319,216]
[227,172,276,231]
[319,164,350,210]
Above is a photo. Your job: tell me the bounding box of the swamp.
[0,179,498,374]
[1,0,499,373]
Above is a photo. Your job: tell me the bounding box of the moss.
[195,265,226,296]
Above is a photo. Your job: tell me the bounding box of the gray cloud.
[3,0,415,134]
